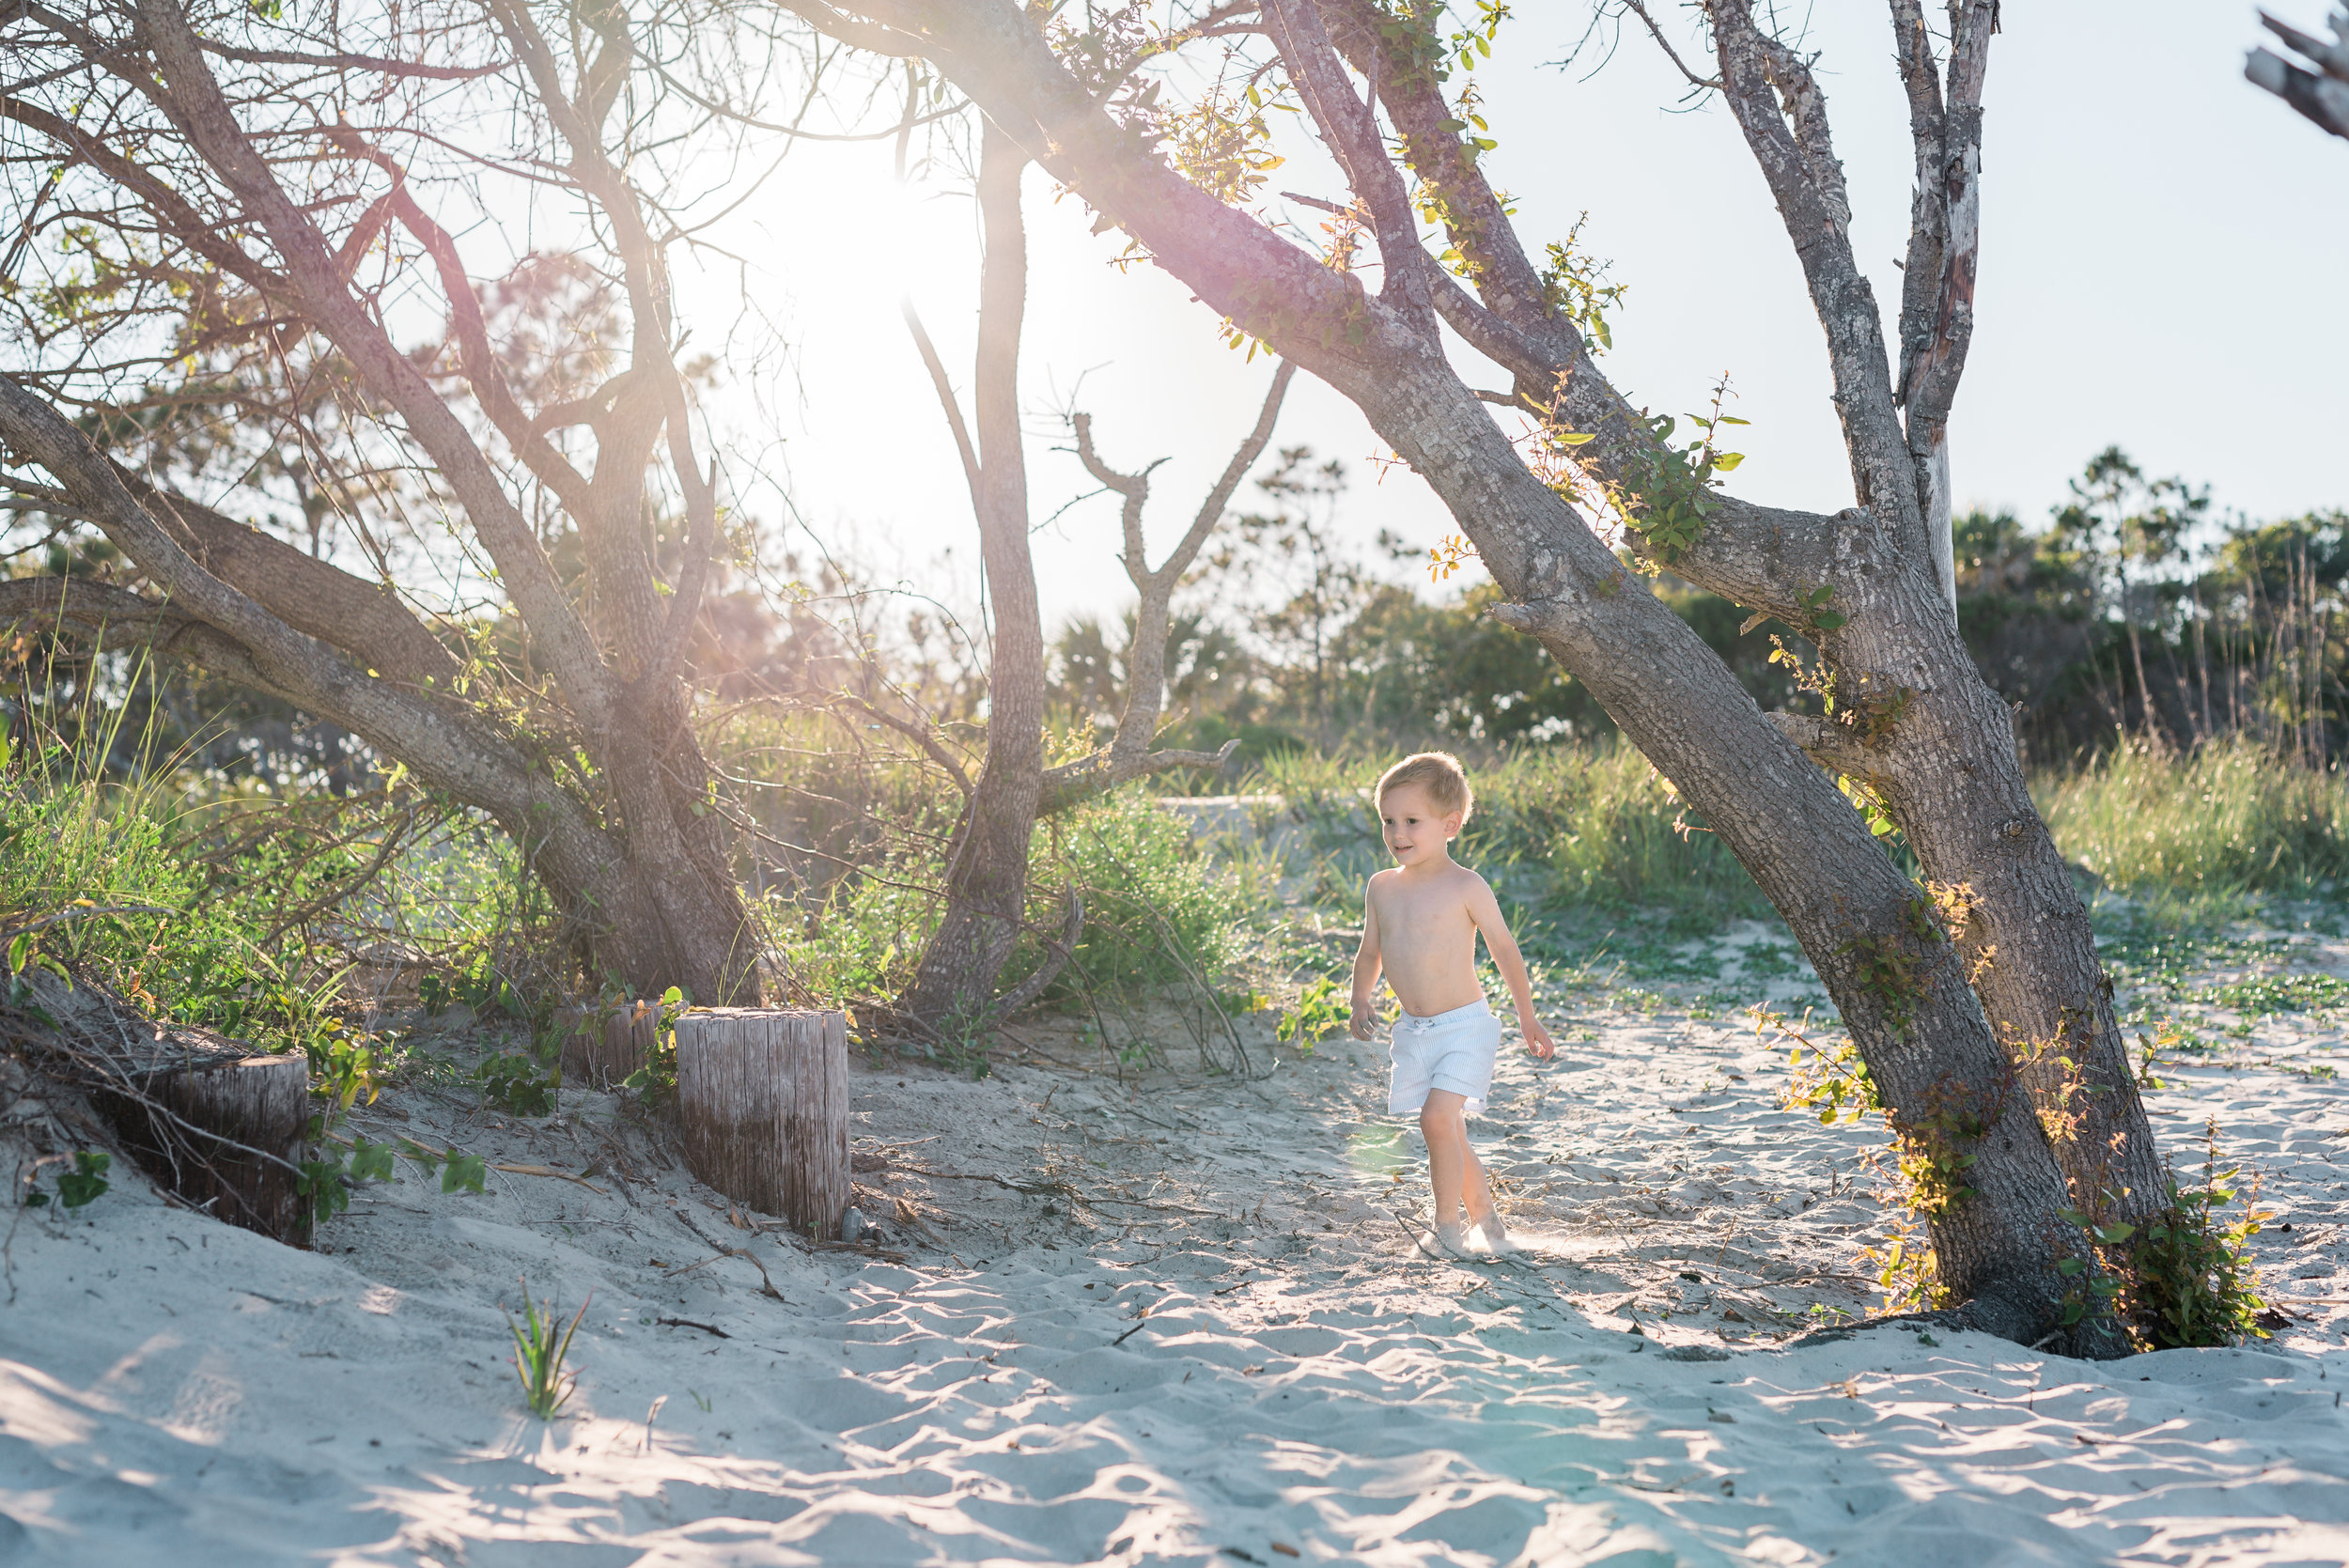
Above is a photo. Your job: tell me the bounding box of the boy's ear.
[1444,811,1464,839]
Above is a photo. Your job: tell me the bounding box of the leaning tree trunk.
[899,120,1048,1032]
[1356,365,2082,1346]
[1703,0,2167,1239]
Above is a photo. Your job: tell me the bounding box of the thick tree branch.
[1707,1,1912,535]
[1888,0,1996,612]
[0,576,279,690]
[1259,0,1428,320]
[3,378,503,800]
[1322,3,1752,587]
[781,3,1392,375]
[1890,0,1950,416]
[1763,709,1879,782]
[788,0,934,58]
[1319,1,1552,336]
[988,884,1083,1018]
[117,473,462,694]
[1750,30,1853,237]
[1037,738,1239,817]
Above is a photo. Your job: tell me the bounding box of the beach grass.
[2036,737,2349,900]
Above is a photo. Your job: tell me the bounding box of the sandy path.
[3,925,2347,1565]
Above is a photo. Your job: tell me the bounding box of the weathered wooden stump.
[555,999,657,1089]
[113,1052,312,1244]
[23,969,312,1245]
[675,1009,848,1235]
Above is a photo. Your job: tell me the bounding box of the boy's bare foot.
[1422,1221,1476,1260]
[1471,1215,1520,1256]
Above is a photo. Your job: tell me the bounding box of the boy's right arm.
[1349,881,1382,1040]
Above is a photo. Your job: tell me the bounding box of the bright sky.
[698,2,2348,634]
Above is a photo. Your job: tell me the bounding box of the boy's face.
[1379,783,1463,867]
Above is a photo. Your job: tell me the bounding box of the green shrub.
[762,874,940,1006]
[1041,790,1265,995]
[2123,1125,2272,1349]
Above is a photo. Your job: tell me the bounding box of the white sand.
[4,920,2348,1565]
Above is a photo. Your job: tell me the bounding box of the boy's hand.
[1349,997,1377,1041]
[1522,1018,1558,1062]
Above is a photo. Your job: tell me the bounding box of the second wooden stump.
[675,1008,848,1236]
[555,999,658,1089]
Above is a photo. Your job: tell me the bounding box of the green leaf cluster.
[21,1151,111,1210]
[1537,219,1626,353]
[2060,1126,2273,1346]
[1610,407,1747,564]
[1276,973,1349,1051]
[475,1050,560,1116]
[618,985,689,1097]
[396,1140,489,1194]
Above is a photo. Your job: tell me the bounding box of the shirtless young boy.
[1349,753,1555,1258]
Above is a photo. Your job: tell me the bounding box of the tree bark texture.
[0,0,763,1006]
[784,0,2157,1349]
[675,1008,849,1235]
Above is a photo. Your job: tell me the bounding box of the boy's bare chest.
[1372,884,1473,944]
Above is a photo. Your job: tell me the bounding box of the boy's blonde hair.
[1375,751,1474,824]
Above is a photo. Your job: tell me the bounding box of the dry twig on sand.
[490,1163,608,1194]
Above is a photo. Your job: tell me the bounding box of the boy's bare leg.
[1462,1141,1517,1252]
[1419,1093,1482,1252]
[1459,1142,1496,1229]
[1423,1094,1514,1256]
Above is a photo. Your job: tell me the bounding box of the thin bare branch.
[1622,0,1724,90]
[1057,358,1292,800]
[902,297,984,517]
[847,695,974,797]
[192,39,510,82]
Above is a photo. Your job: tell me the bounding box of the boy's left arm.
[1467,877,1556,1061]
